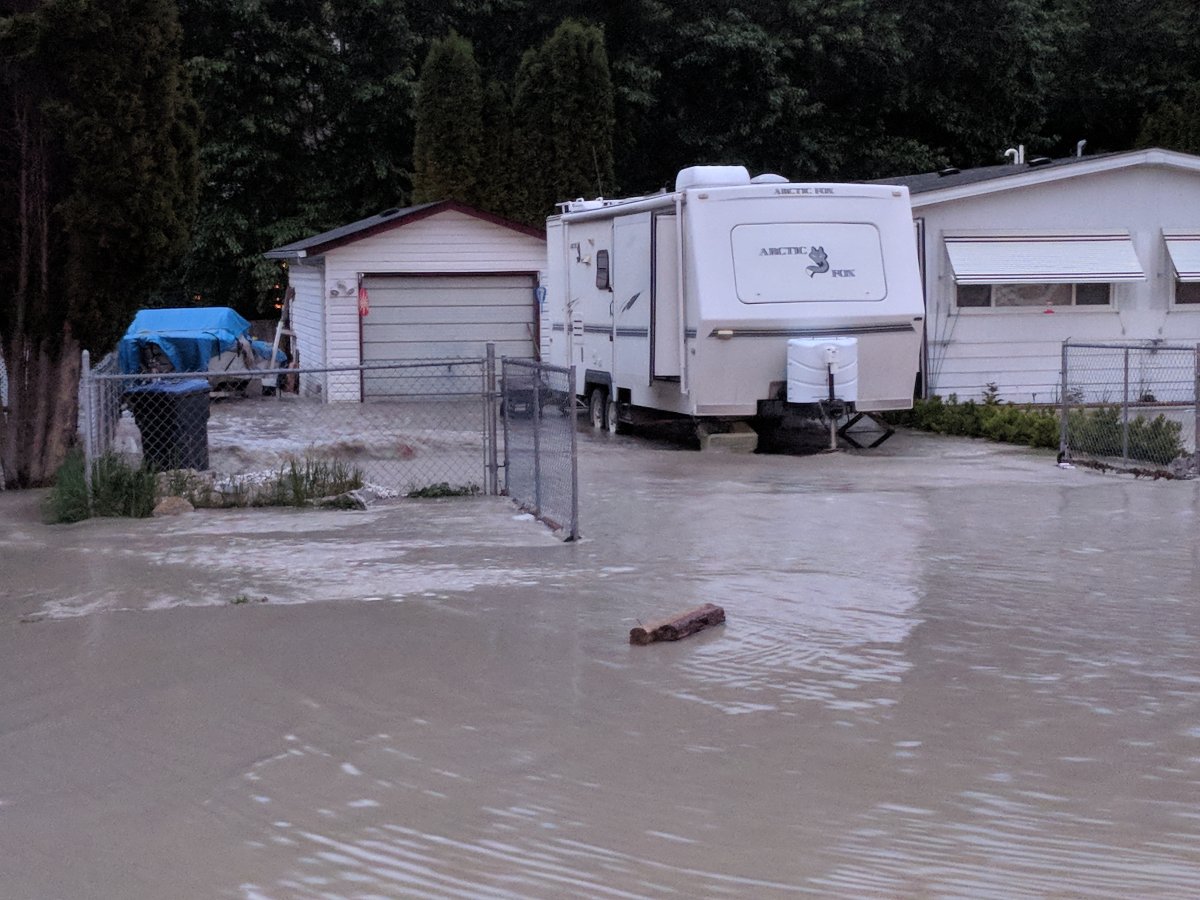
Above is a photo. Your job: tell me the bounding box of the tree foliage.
[1138,82,1200,155]
[177,0,416,314]
[512,19,615,223]
[412,32,484,205]
[0,0,197,487]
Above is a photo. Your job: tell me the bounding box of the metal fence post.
[532,370,542,516]
[568,364,579,540]
[1195,343,1200,474]
[485,343,498,495]
[500,362,511,496]
[80,349,94,502]
[1059,341,1070,460]
[1122,347,1130,464]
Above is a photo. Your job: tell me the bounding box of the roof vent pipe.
[1003,145,1027,165]
[1076,139,1087,157]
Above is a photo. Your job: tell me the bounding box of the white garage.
[265,201,546,401]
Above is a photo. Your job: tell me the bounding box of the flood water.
[1,430,1199,898]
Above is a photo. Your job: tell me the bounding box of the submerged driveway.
[2,430,1199,898]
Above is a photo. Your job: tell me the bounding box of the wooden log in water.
[629,603,726,645]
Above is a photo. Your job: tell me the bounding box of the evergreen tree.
[178,0,417,315]
[1048,0,1199,155]
[324,0,419,222]
[897,0,1062,168]
[0,0,198,487]
[412,32,484,204]
[1138,82,1200,155]
[476,79,519,218]
[512,19,615,223]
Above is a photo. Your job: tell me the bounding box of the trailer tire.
[606,397,621,434]
[588,387,608,430]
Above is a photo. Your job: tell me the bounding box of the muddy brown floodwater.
[2,429,1199,899]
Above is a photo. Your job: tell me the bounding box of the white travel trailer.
[543,165,925,445]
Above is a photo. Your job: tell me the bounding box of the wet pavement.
[1,429,1199,898]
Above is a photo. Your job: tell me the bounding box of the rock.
[153,496,194,517]
[1168,456,1197,479]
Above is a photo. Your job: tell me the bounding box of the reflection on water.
[219,447,1200,898]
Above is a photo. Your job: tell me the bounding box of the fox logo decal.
[806,246,829,278]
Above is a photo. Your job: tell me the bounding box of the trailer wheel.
[588,387,608,429]
[606,396,621,434]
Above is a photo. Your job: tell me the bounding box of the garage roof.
[264,200,543,260]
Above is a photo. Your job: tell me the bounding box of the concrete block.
[701,422,759,453]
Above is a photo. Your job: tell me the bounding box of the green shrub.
[892,392,1185,462]
[44,450,157,523]
[89,453,158,517]
[43,449,92,524]
[888,394,1058,451]
[1067,406,1184,464]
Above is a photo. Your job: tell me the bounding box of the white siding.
[288,262,326,397]
[321,209,546,401]
[917,166,1200,403]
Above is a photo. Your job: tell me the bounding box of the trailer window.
[731,223,887,303]
[595,249,611,291]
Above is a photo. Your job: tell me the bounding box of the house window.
[595,249,611,291]
[956,283,1112,309]
[1175,280,1200,305]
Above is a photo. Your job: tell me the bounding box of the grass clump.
[255,456,364,507]
[407,482,482,499]
[45,450,157,523]
[46,451,367,523]
[43,449,92,523]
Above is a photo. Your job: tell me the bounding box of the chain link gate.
[499,358,580,540]
[1059,340,1200,477]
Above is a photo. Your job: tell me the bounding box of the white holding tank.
[543,165,924,444]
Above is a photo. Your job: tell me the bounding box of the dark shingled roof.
[264,200,543,259]
[874,152,1122,194]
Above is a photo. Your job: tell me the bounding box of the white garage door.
[361,273,537,397]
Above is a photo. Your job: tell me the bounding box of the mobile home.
[543,165,925,442]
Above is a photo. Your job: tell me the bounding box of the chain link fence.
[1060,341,1199,477]
[79,347,581,533]
[501,358,579,540]
[81,354,503,507]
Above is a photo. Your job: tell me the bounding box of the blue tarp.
[117,307,282,374]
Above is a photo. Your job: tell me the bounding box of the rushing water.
[1,430,1198,898]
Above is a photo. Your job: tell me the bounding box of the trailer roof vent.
[675,165,751,192]
[750,173,789,184]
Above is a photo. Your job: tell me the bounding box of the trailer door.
[652,213,682,380]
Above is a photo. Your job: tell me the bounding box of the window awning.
[945,233,1145,285]
[1164,231,1200,282]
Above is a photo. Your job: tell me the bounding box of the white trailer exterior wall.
[545,174,925,426]
[909,149,1200,403]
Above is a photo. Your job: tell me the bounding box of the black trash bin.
[125,378,211,470]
